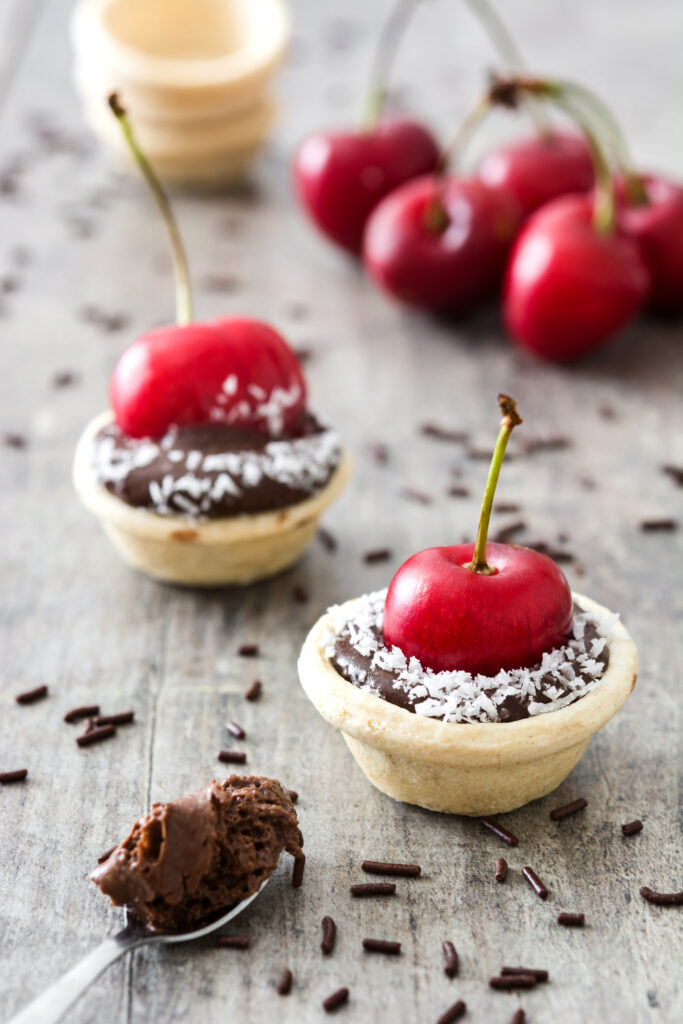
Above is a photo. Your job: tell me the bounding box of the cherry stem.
[552,79,647,206]
[423,94,491,233]
[362,0,534,130]
[486,77,618,235]
[107,93,193,326]
[533,84,615,234]
[467,394,522,575]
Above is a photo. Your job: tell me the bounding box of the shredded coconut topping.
[324,589,620,724]
[93,425,341,520]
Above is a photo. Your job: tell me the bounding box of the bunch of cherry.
[295,30,682,363]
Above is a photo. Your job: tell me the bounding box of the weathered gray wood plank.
[1,1,681,1022]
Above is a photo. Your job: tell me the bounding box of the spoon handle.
[6,928,142,1024]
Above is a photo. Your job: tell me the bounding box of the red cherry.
[362,174,521,312]
[383,541,573,676]
[294,118,440,254]
[503,194,649,361]
[477,131,594,219]
[618,174,683,314]
[111,318,307,440]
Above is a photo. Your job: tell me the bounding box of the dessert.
[299,396,638,815]
[73,96,350,585]
[92,775,302,932]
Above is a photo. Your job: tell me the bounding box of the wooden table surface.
[1,1,681,1022]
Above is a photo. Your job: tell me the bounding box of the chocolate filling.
[329,595,610,724]
[91,775,302,932]
[92,413,341,519]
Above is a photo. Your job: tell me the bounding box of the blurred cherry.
[363,174,521,311]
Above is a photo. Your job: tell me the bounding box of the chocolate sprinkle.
[321,915,337,954]
[225,721,246,740]
[287,789,299,804]
[492,520,526,543]
[0,769,28,784]
[217,935,250,949]
[550,797,587,820]
[495,857,508,883]
[524,435,571,454]
[292,853,305,888]
[510,1012,525,1024]
[639,519,678,532]
[639,887,683,906]
[490,974,538,990]
[522,866,548,900]
[442,940,458,978]
[97,845,117,864]
[557,912,585,927]
[481,818,519,847]
[496,502,521,513]
[218,750,247,764]
[244,680,262,702]
[15,685,48,705]
[322,987,349,1013]
[350,883,396,898]
[76,724,116,747]
[662,464,683,486]
[2,432,27,449]
[363,548,392,564]
[52,370,79,388]
[420,423,468,444]
[64,705,100,723]
[238,643,260,657]
[363,938,401,955]
[276,968,292,995]
[501,967,548,982]
[436,999,467,1023]
[293,584,309,604]
[622,820,643,836]
[361,860,421,877]
[365,440,389,464]
[399,484,432,504]
[447,485,470,498]
[94,711,134,727]
[318,527,338,552]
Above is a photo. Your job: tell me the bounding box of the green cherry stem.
[362,0,534,131]
[108,93,193,326]
[551,78,647,206]
[466,394,522,576]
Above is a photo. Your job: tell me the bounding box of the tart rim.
[73,409,352,544]
[298,591,638,767]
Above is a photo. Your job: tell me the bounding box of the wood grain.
[1,1,681,1022]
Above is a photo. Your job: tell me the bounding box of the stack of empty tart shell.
[71,0,290,186]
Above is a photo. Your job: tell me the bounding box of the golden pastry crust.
[73,410,352,586]
[298,593,637,814]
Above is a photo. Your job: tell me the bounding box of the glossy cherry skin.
[478,132,594,219]
[363,175,521,312]
[618,174,683,313]
[503,194,650,361]
[294,118,440,254]
[382,541,573,677]
[111,318,307,440]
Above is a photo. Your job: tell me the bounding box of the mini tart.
[74,410,352,586]
[298,592,637,815]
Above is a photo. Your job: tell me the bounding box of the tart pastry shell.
[298,593,638,815]
[73,411,352,586]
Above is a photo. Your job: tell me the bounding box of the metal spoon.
[7,878,269,1024]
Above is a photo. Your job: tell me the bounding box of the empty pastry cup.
[73,411,352,587]
[298,593,638,815]
[71,0,290,185]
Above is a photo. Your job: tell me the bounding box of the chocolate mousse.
[91,775,302,932]
[92,414,341,519]
[327,590,613,723]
